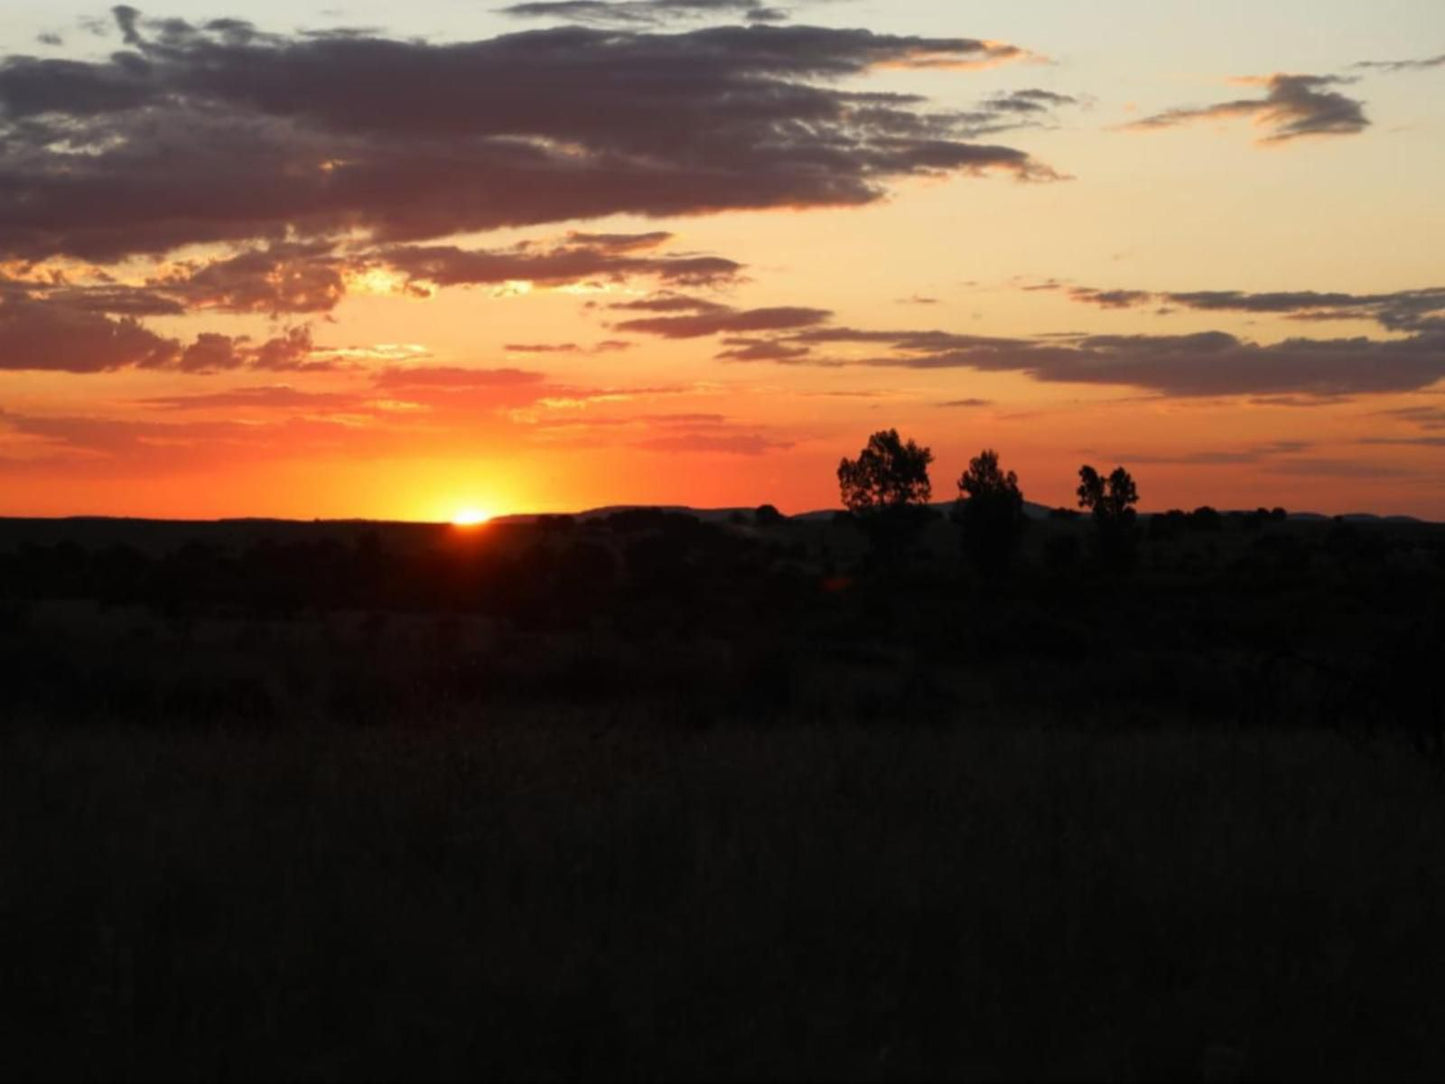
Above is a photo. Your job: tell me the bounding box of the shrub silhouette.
[1189,506,1223,532]
[953,448,1026,573]
[1150,509,1189,541]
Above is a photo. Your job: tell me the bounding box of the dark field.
[2,508,1443,1080]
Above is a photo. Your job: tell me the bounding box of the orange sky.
[1,2,1442,520]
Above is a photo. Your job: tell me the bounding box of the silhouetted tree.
[1077,464,1140,571]
[838,429,935,566]
[953,448,1025,572]
[1077,465,1139,524]
[838,429,933,514]
[755,504,786,527]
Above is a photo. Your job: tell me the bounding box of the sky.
[0,1,1441,521]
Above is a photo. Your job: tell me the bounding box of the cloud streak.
[380,237,741,292]
[613,304,831,338]
[498,0,790,26]
[1353,53,1445,74]
[1065,283,1445,333]
[710,320,1445,398]
[1126,73,1368,143]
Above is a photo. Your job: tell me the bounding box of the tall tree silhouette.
[1077,466,1139,524]
[954,448,1025,573]
[1077,464,1140,570]
[838,429,933,514]
[838,429,934,567]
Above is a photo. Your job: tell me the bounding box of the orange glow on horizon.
[451,507,493,527]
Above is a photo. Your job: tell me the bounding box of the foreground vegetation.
[1,494,1442,1079]
[3,714,1444,1081]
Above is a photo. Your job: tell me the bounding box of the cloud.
[524,404,792,454]
[1356,436,1445,448]
[1371,405,1445,430]
[724,320,1445,398]
[137,385,363,411]
[0,293,352,374]
[505,343,583,354]
[1262,457,1411,479]
[634,431,793,454]
[1112,440,1313,466]
[1354,53,1445,73]
[952,87,1080,137]
[1066,287,1153,310]
[372,365,548,391]
[0,17,1050,263]
[614,304,831,337]
[0,296,179,372]
[1065,283,1445,332]
[505,340,636,354]
[499,0,790,27]
[0,245,348,318]
[380,240,740,291]
[951,331,1445,398]
[154,244,348,315]
[715,336,816,361]
[0,407,373,466]
[367,364,675,414]
[1126,73,1368,143]
[563,230,675,250]
[937,397,992,407]
[608,293,731,314]
[2,233,743,326]
[1089,441,1423,480]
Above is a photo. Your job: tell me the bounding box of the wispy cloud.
[1065,283,1445,332]
[1353,52,1445,74]
[1125,73,1368,143]
[498,0,791,27]
[614,304,832,338]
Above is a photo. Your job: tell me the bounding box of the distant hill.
[0,503,1432,557]
[492,505,758,526]
[792,500,1085,523]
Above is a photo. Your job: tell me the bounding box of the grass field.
[3,712,1442,1081]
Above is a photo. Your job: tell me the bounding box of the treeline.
[835,428,1413,574]
[0,509,824,631]
[837,428,1152,571]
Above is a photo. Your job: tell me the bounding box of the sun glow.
[451,507,492,527]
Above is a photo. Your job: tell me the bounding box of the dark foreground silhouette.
[1,506,1443,1080]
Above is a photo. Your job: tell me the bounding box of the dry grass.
[2,712,1442,1080]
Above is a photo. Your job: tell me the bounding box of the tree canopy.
[954,448,1026,571]
[1077,465,1139,523]
[837,429,934,515]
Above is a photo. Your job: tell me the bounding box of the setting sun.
[451,508,492,527]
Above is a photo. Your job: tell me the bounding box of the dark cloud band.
[0,15,1048,263]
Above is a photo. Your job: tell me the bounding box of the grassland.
[1,509,1442,1079]
[3,712,1444,1081]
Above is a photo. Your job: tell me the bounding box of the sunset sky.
[1,1,1442,520]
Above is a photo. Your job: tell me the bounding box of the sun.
[451,507,492,527]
